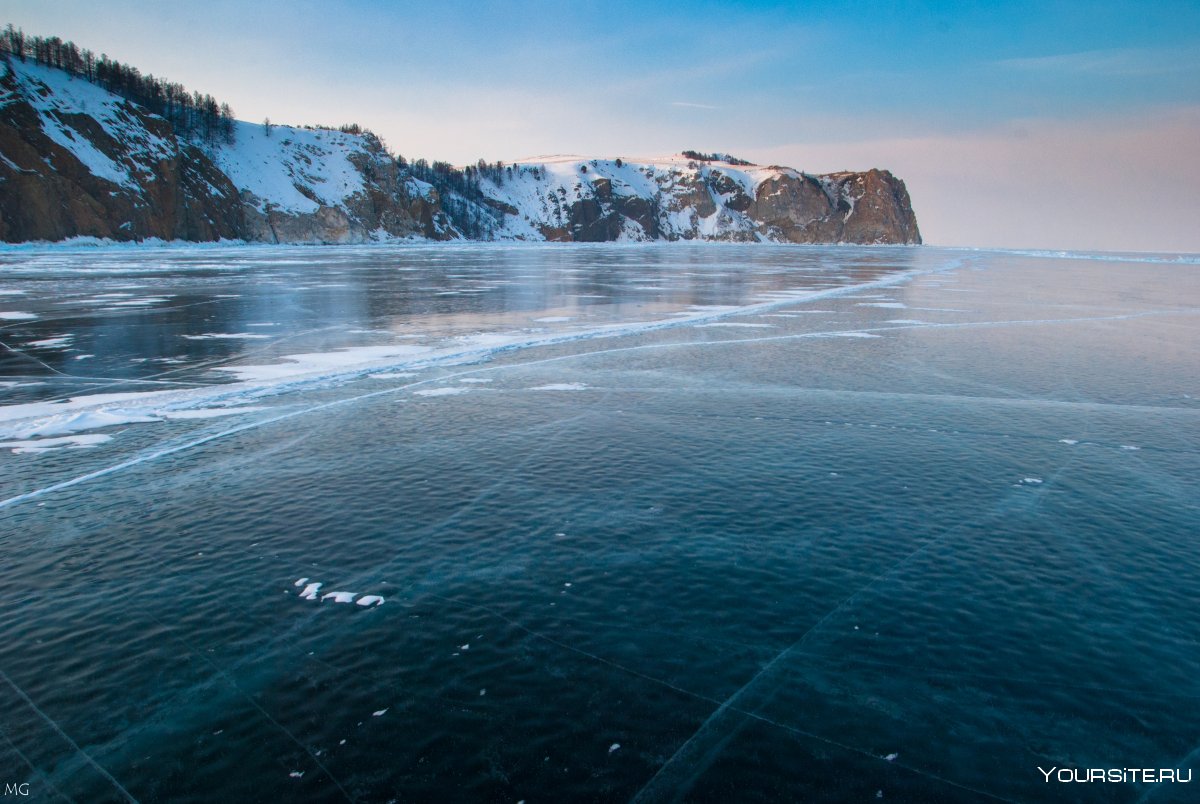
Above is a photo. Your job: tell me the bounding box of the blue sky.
[5,0,1200,250]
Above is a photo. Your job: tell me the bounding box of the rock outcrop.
[0,56,920,246]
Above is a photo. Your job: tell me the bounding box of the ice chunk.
[609,743,621,754]
[322,591,357,603]
[884,753,899,761]
[372,709,388,717]
[294,578,309,587]
[298,582,323,600]
[356,595,385,607]
[0,312,37,320]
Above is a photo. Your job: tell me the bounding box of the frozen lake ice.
[0,243,1198,801]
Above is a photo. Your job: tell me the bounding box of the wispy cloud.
[671,101,719,110]
[996,46,1199,77]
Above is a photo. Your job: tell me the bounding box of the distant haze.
[6,0,1200,252]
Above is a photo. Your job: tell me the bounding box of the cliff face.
[464,156,920,244]
[0,60,245,242]
[0,57,921,245]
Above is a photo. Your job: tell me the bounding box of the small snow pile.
[293,579,383,607]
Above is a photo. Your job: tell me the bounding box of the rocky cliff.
[0,56,920,245]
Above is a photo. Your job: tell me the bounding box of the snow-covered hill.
[0,56,919,245]
[462,154,919,243]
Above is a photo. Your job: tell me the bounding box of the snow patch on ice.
[28,335,73,348]
[414,387,472,397]
[530,383,587,391]
[3,409,162,439]
[0,433,112,454]
[181,333,271,340]
[158,407,268,420]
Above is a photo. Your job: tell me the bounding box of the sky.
[4,0,1200,251]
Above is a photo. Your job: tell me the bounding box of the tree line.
[681,150,754,166]
[1,25,235,145]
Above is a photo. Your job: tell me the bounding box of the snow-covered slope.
[2,60,174,188]
[453,154,920,244]
[0,56,920,245]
